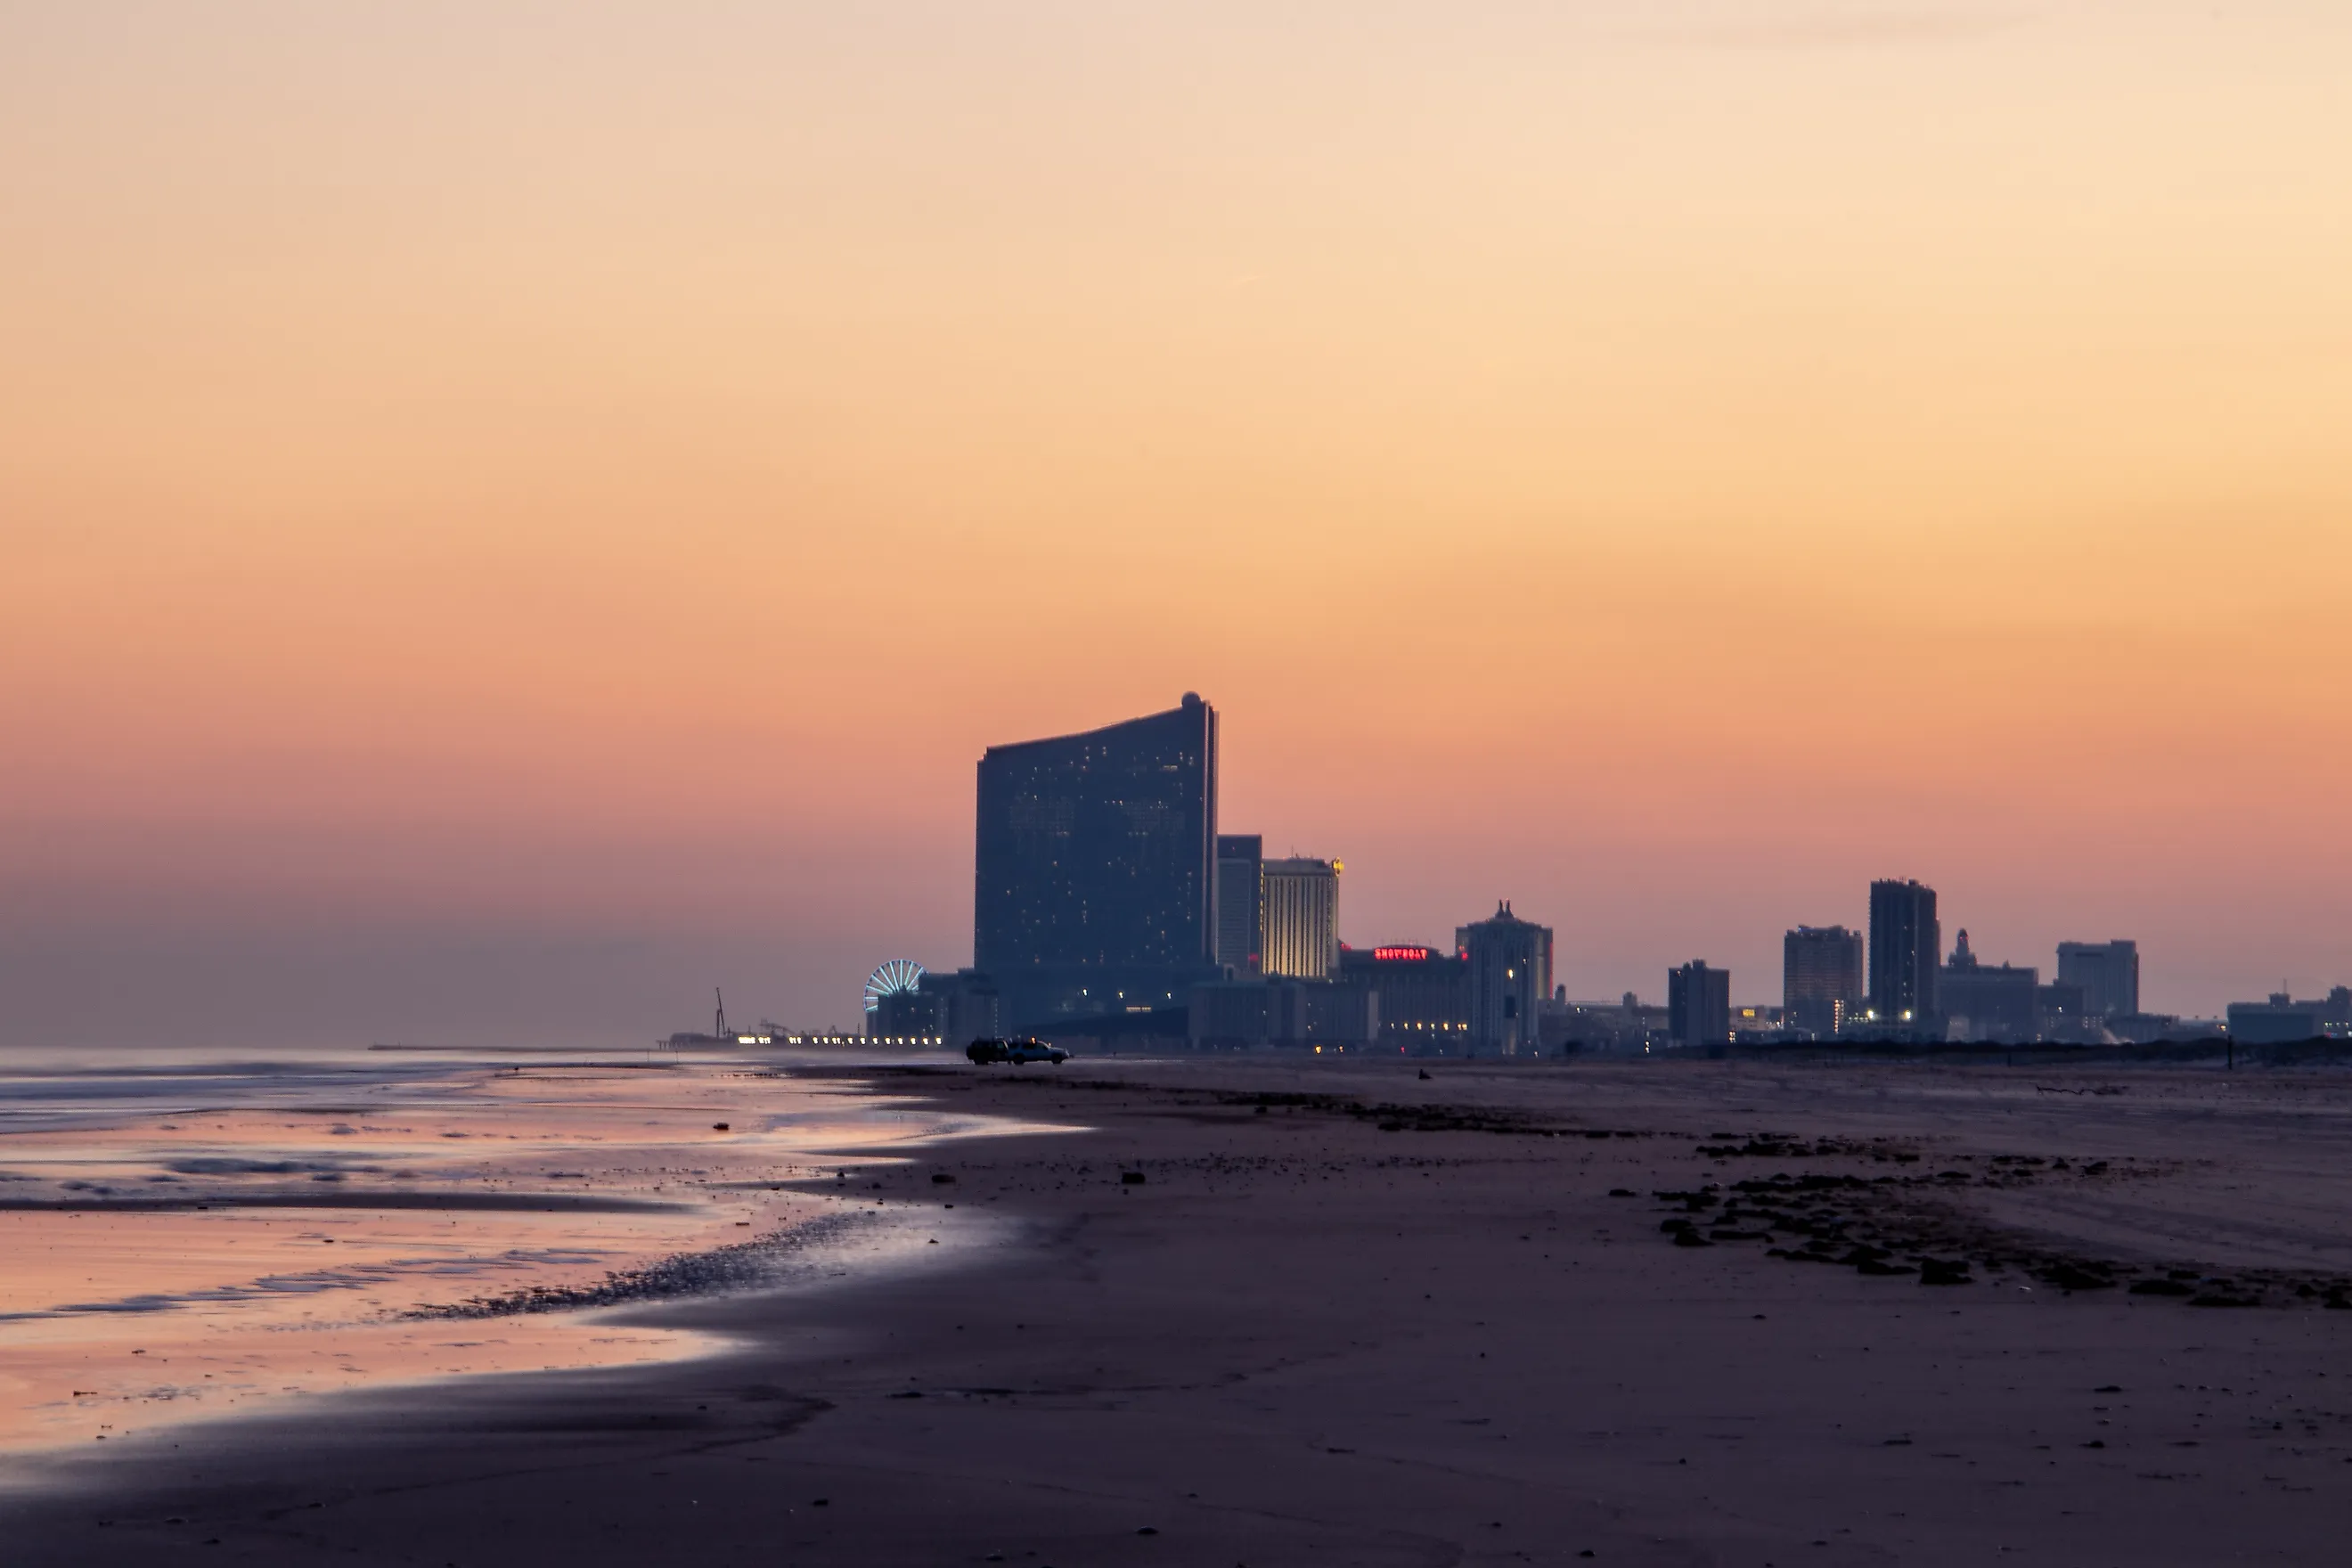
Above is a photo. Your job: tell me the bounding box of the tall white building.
[1260,857,1339,980]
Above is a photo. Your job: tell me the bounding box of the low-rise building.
[1335,944,1471,1046]
[1539,992,1670,1054]
[869,968,1001,1046]
[2036,980,2091,1042]
[1186,977,1378,1048]
[2228,996,2323,1045]
[1939,930,2038,1043]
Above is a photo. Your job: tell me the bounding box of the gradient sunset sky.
[4,2,2348,1045]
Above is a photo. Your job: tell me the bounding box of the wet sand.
[0,1052,1037,1452]
[6,1054,2352,1566]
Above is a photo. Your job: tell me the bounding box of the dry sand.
[6,1054,2352,1566]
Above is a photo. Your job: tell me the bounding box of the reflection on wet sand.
[0,1051,1038,1453]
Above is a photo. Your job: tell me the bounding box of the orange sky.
[4,3,2348,1043]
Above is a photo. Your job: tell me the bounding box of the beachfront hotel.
[973,694,1221,1032]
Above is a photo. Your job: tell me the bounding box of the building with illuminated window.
[1784,925,1864,1037]
[1336,944,1471,1045]
[871,968,1000,1047]
[2227,995,2322,1045]
[975,695,1220,1031]
[2037,979,2090,1041]
[2225,987,2349,1045]
[1539,992,1670,1054]
[1260,856,1339,980]
[1866,878,1940,1031]
[1668,960,1732,1048]
[1459,902,1552,1055]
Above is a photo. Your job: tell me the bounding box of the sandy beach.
[6,1052,2352,1566]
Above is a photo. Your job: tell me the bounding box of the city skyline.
[5,4,2350,1047]
[7,670,2348,1041]
[9,12,2352,1566]
[872,693,2302,1046]
[4,666,2344,1041]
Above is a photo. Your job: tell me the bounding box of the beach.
[6,1052,2352,1565]
[0,1049,1038,1454]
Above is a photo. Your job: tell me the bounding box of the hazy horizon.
[6,3,2349,1048]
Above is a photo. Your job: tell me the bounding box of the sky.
[4,1,2349,1047]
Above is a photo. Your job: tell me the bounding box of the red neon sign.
[1373,946,1433,962]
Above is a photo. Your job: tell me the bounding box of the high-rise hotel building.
[1867,878,1940,1028]
[974,695,1220,1030]
[2057,940,2139,1019]
[1784,925,1865,1037]
[1259,857,1339,980]
[1458,902,1553,1055]
[1668,960,1733,1049]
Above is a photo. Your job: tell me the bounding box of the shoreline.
[7,1053,2352,1564]
[0,1050,1010,1457]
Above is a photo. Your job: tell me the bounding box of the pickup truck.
[966,1037,1069,1066]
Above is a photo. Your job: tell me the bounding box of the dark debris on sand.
[1646,1142,2352,1311]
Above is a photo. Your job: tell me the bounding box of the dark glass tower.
[1867,878,1940,1027]
[975,695,1219,1029]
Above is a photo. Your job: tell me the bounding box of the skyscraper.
[1460,902,1552,1055]
[1784,925,1864,1037]
[1867,878,1940,1027]
[974,694,1219,1029]
[1213,834,1264,975]
[1260,856,1338,980]
[2057,940,2139,1018]
[1668,960,1732,1049]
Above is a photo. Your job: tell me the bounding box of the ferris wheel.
[863,959,927,1015]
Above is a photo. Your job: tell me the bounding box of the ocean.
[0,1045,1039,1455]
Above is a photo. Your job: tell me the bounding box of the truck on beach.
[966,1037,1069,1066]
